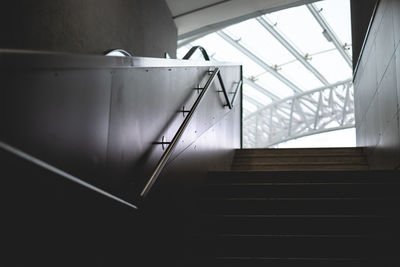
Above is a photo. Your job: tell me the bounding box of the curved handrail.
[183,46,210,60]
[183,46,233,109]
[104,49,132,57]
[140,68,221,197]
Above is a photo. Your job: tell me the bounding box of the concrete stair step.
[233,155,367,164]
[191,214,399,236]
[208,234,387,258]
[231,164,369,171]
[235,148,366,157]
[180,257,387,267]
[202,183,400,198]
[207,170,400,183]
[199,197,400,215]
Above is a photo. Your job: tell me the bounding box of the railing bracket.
[194,84,203,93]
[153,136,171,150]
[179,106,191,117]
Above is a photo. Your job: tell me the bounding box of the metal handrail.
[230,80,243,107]
[140,46,242,197]
[183,46,210,60]
[183,45,234,109]
[140,68,221,197]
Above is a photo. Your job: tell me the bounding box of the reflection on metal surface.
[0,140,138,209]
[243,79,354,147]
[104,49,132,57]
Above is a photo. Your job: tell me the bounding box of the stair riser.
[232,165,369,171]
[233,156,367,165]
[182,259,377,267]
[235,148,365,156]
[208,237,387,258]
[208,171,400,183]
[200,199,400,215]
[197,217,400,235]
[202,184,400,198]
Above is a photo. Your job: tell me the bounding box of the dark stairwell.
[181,148,400,267]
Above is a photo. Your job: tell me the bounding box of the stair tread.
[181,149,399,265]
[236,148,365,153]
[208,170,399,181]
[232,166,370,171]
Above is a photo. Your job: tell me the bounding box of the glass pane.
[279,61,324,90]
[256,73,294,98]
[244,84,273,106]
[243,101,258,113]
[314,0,352,48]
[309,49,352,82]
[225,19,295,66]
[265,6,335,55]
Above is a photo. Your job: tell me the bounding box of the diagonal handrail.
[140,46,242,197]
[140,68,221,197]
[183,46,234,109]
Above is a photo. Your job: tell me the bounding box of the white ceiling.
[166,0,318,39]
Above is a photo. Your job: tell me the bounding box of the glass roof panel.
[225,19,295,66]
[243,100,258,113]
[184,33,267,77]
[278,61,324,90]
[309,49,352,82]
[314,0,352,47]
[265,6,335,55]
[255,73,294,99]
[244,84,273,106]
[177,1,354,147]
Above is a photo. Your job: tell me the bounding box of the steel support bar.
[306,3,352,68]
[256,16,329,85]
[217,30,302,93]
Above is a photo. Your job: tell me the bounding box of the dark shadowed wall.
[351,0,377,69]
[0,0,177,58]
[0,50,241,267]
[353,0,400,169]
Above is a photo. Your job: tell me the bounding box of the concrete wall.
[0,0,177,58]
[353,0,400,169]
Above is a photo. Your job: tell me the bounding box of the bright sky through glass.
[177,0,355,148]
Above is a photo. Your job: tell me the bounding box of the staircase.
[183,148,400,266]
[232,147,369,171]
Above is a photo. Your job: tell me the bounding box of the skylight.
[178,0,355,148]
